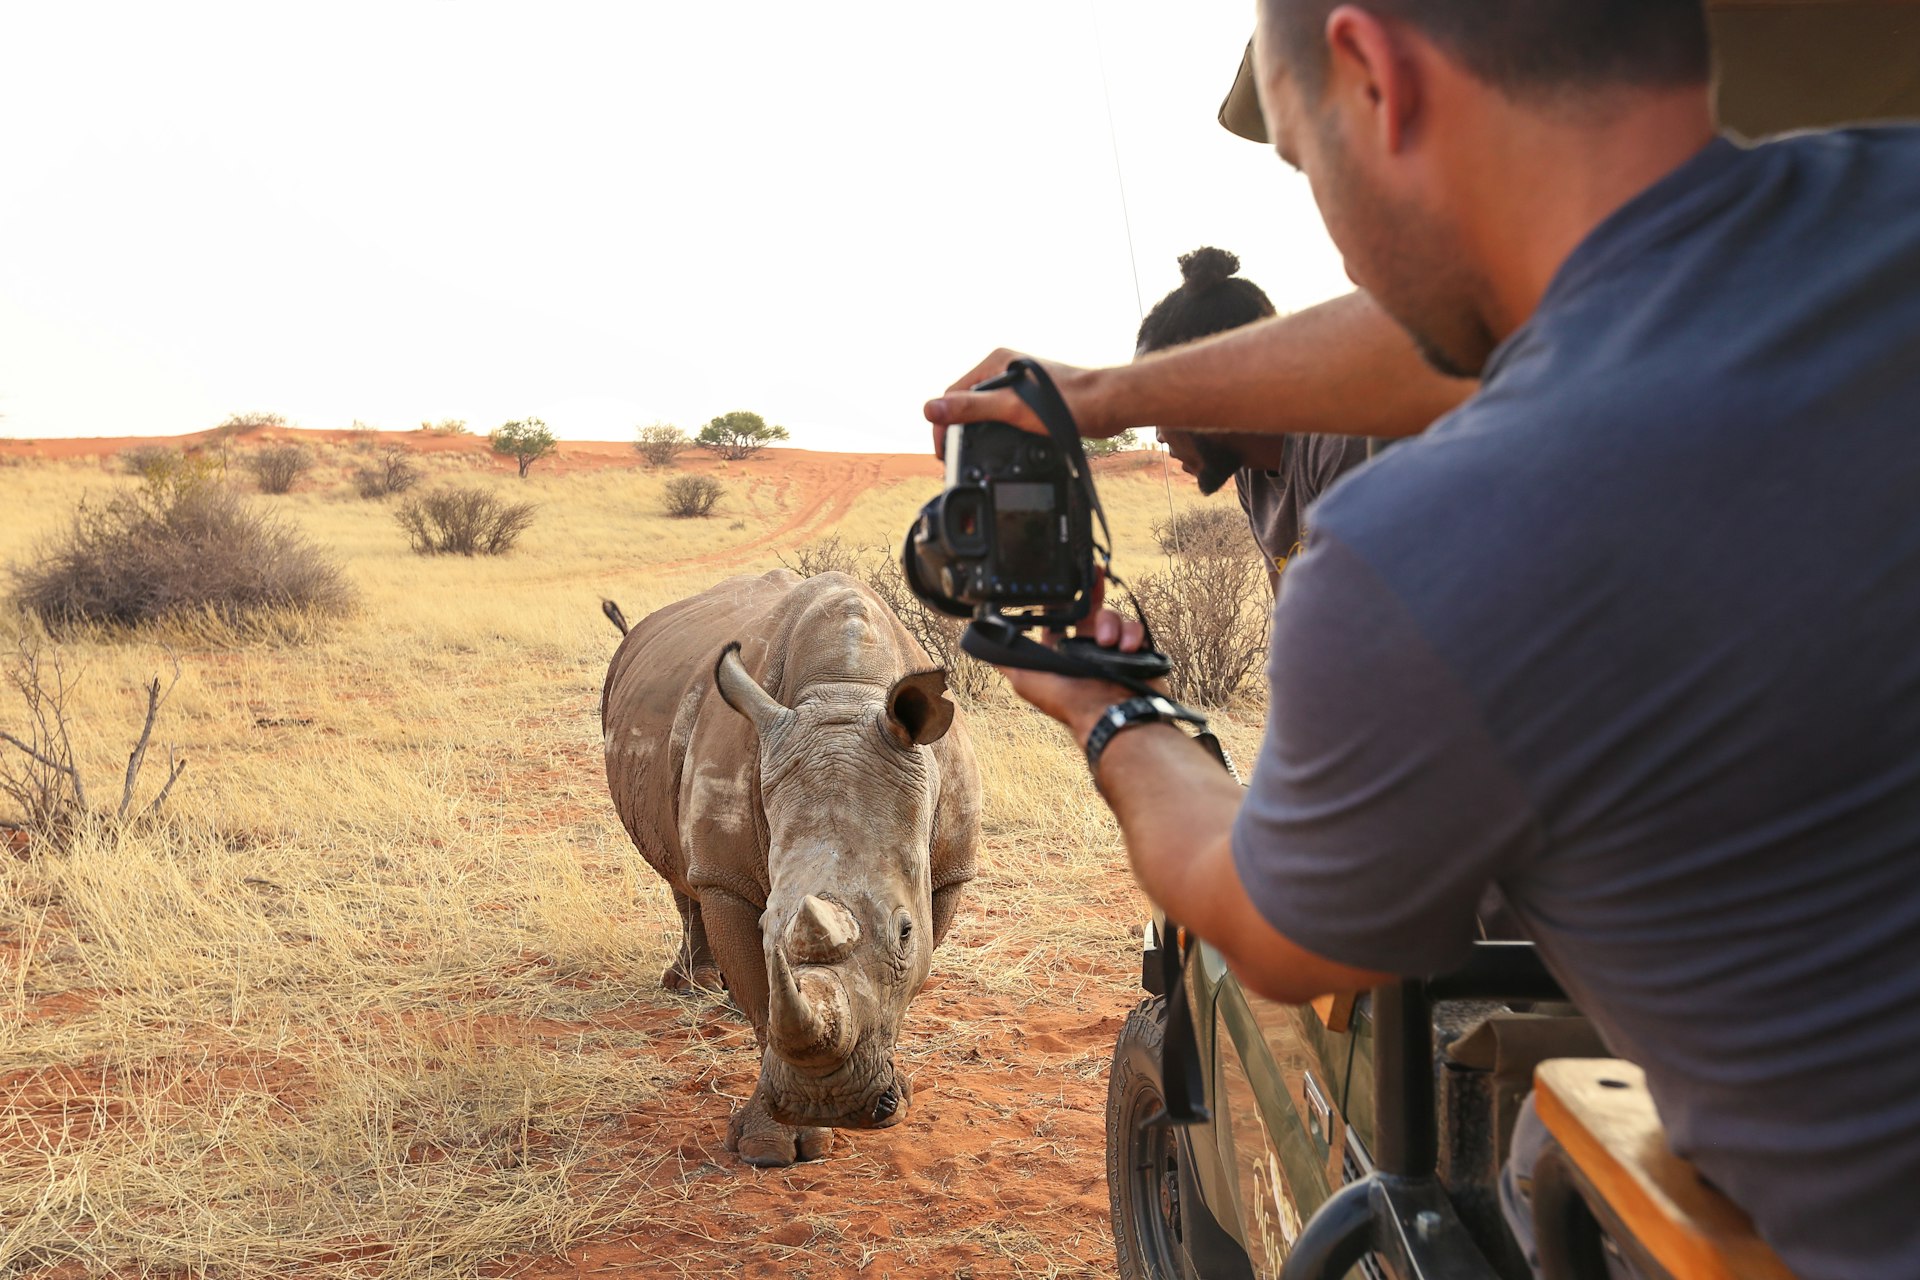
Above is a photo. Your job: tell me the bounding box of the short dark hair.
[1136,247,1277,355]
[1266,0,1710,100]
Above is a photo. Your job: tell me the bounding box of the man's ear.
[885,669,955,747]
[1325,5,1422,155]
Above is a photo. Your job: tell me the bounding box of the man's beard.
[1314,120,1497,378]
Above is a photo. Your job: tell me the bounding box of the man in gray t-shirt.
[939,3,1920,1276]
[1233,433,1371,589]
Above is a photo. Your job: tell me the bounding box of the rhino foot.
[660,960,726,995]
[726,1093,834,1167]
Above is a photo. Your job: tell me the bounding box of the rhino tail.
[601,599,631,635]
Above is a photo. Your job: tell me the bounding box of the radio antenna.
[1090,3,1187,566]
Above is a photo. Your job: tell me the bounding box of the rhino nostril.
[870,1085,899,1124]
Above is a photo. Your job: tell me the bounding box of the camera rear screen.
[993,482,1059,581]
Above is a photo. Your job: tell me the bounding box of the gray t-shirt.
[1234,435,1374,590]
[1231,130,1920,1280]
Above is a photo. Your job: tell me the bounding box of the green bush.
[696,411,788,461]
[489,419,558,478]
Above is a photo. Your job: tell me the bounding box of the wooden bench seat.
[1533,1058,1797,1280]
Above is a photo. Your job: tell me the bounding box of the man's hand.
[924,350,1120,458]
[999,605,1150,748]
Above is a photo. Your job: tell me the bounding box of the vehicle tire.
[1108,997,1202,1280]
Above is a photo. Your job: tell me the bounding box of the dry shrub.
[1152,503,1250,559]
[0,638,186,851]
[1131,546,1270,706]
[633,422,690,468]
[661,474,723,518]
[246,444,313,494]
[10,482,354,638]
[119,443,184,481]
[778,531,863,578]
[214,411,285,439]
[396,486,536,555]
[354,448,421,499]
[419,418,471,436]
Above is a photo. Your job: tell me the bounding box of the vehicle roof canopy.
[1219,1,1920,141]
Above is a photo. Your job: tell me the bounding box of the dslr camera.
[902,421,1096,629]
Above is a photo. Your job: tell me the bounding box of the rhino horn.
[766,938,854,1065]
[783,894,861,964]
[714,642,790,736]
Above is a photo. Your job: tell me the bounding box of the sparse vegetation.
[119,443,185,482]
[244,443,313,494]
[697,410,789,461]
[490,418,558,478]
[1152,502,1251,559]
[0,637,186,851]
[0,451,1252,1278]
[213,411,286,438]
[396,485,537,555]
[9,481,354,639]
[634,422,691,468]
[662,474,724,518]
[419,418,471,436]
[1084,429,1140,457]
[353,448,421,499]
[1131,545,1270,706]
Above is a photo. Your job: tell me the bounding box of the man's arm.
[926,291,1475,452]
[1002,615,1394,1006]
[1082,718,1396,1005]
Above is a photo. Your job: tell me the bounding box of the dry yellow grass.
[0,446,1257,1278]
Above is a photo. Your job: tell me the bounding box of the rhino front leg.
[662,889,724,994]
[726,1083,835,1167]
[698,887,833,1166]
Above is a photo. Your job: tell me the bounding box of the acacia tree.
[696,411,789,461]
[490,418,558,478]
[1083,429,1140,458]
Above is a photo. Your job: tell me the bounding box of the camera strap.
[967,359,1228,1129]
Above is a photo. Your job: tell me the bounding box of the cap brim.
[1217,38,1267,144]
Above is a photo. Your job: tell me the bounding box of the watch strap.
[1084,695,1207,781]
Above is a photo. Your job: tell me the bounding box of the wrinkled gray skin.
[602,569,980,1167]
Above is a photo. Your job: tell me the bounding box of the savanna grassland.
[0,429,1265,1279]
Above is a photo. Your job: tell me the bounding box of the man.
[927,3,1920,1277]
[1134,245,1372,589]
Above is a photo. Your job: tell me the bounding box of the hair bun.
[1177,246,1241,293]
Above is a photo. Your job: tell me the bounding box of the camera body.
[903,421,1095,629]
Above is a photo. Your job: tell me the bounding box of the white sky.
[0,3,1349,453]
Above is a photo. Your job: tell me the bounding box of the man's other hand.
[999,604,1155,748]
[924,350,1117,458]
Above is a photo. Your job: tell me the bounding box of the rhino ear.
[715,642,790,735]
[885,668,955,747]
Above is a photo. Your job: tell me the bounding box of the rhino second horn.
[766,942,853,1065]
[784,894,860,964]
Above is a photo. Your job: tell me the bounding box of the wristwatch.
[1083,695,1209,782]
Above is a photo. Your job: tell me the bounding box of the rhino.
[601,568,980,1166]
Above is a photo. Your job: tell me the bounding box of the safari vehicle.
[1104,6,1919,1278]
